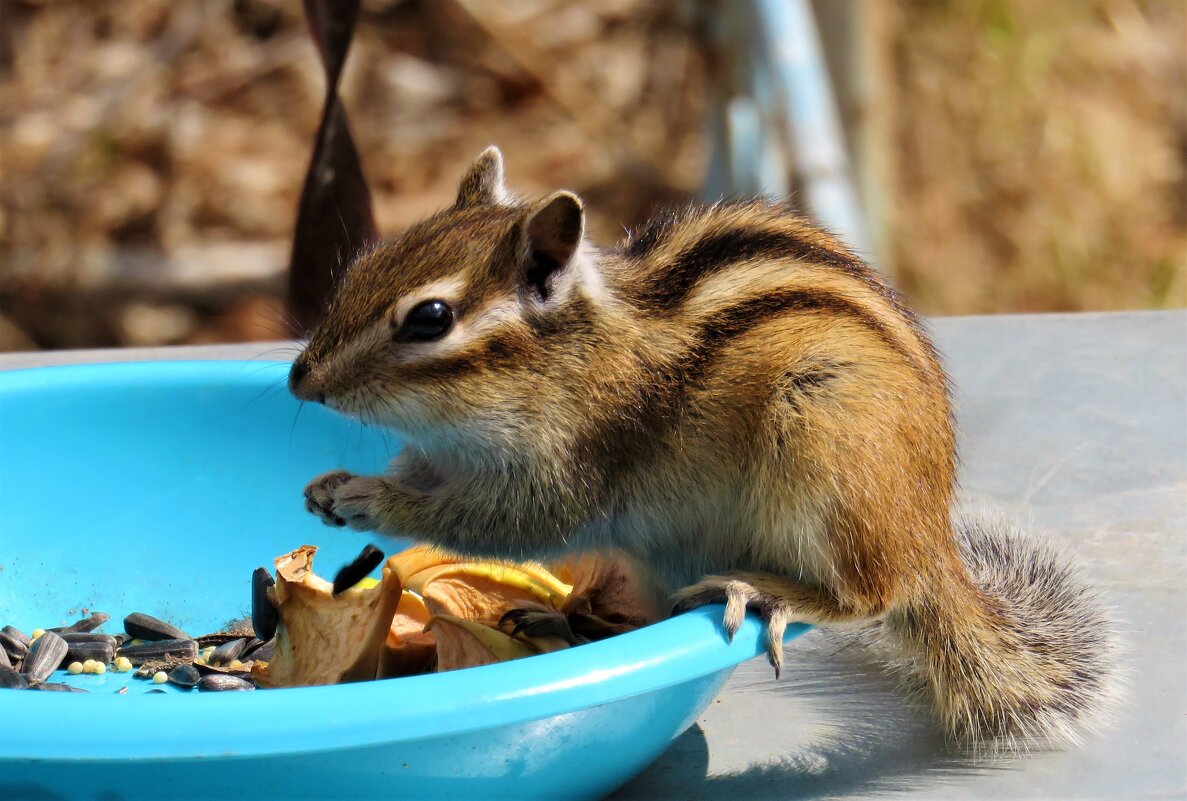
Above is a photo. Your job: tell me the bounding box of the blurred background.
[0,0,1183,351]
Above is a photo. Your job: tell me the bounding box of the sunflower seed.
[251,568,277,642]
[64,641,115,666]
[197,674,255,692]
[123,613,189,642]
[31,682,87,693]
[0,666,28,689]
[0,631,29,662]
[60,633,118,646]
[50,612,110,634]
[22,631,68,683]
[247,640,274,662]
[196,633,245,648]
[332,544,385,596]
[2,626,31,648]
[167,663,200,689]
[210,638,246,665]
[0,645,9,669]
[117,638,198,665]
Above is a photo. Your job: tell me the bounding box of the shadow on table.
[611,634,1011,800]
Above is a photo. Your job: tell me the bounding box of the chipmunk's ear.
[519,191,584,301]
[454,146,508,208]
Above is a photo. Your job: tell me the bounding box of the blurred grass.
[0,0,1182,349]
[891,0,1186,314]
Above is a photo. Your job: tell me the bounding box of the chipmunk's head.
[290,147,600,445]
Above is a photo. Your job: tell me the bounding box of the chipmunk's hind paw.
[499,603,579,645]
[671,575,791,678]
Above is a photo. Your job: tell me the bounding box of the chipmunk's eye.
[398,300,453,342]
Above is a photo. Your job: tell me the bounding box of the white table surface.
[3,310,1184,800]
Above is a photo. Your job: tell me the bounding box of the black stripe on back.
[637,227,888,312]
[683,289,923,387]
[577,288,931,479]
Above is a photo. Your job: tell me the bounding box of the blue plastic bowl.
[0,361,808,800]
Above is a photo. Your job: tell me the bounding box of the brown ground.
[0,0,1183,350]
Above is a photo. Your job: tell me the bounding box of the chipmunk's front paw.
[671,574,793,678]
[303,470,387,531]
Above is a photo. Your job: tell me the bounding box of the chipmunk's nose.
[288,359,326,404]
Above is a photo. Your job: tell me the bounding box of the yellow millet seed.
[82,660,98,674]
[152,671,168,684]
[67,662,84,675]
[93,662,106,675]
[228,659,244,671]
[31,629,45,640]
[113,657,133,673]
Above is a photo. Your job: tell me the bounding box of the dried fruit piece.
[550,551,663,632]
[251,546,403,688]
[426,614,536,672]
[410,563,572,627]
[387,544,463,585]
[376,591,436,679]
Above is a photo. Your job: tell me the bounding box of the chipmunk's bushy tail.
[881,511,1121,752]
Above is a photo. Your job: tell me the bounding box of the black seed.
[251,568,278,642]
[197,674,255,692]
[60,632,118,645]
[240,638,273,662]
[0,631,29,662]
[167,663,201,689]
[50,612,110,634]
[31,682,87,693]
[124,613,190,642]
[196,633,247,648]
[332,544,385,596]
[211,638,247,665]
[1,666,28,689]
[64,641,115,666]
[193,662,249,677]
[2,626,31,648]
[146,688,167,694]
[22,632,68,683]
[117,638,198,665]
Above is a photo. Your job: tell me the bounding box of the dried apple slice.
[426,614,535,672]
[377,591,436,679]
[251,546,403,688]
[411,563,571,626]
[550,551,663,631]
[388,544,463,585]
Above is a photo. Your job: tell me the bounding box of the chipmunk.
[289,147,1116,750]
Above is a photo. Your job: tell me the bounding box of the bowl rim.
[0,360,811,762]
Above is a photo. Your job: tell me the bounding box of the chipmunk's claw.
[671,575,791,679]
[499,604,579,645]
[303,470,387,531]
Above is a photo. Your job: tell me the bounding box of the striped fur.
[292,148,1116,753]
